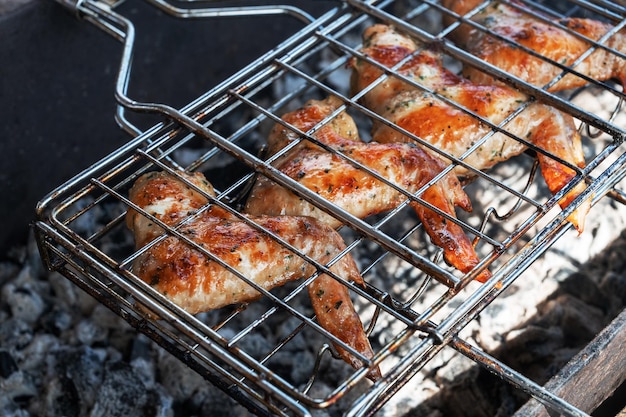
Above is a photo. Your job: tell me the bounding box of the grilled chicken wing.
[126,170,380,379]
[244,96,491,282]
[350,24,590,232]
[442,0,626,91]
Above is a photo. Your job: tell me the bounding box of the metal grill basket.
[35,1,626,416]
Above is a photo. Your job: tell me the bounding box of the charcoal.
[557,295,606,344]
[129,356,156,390]
[272,348,318,384]
[505,325,564,364]
[70,201,105,238]
[39,376,81,417]
[39,305,73,335]
[75,319,108,346]
[0,200,623,417]
[434,354,479,387]
[0,369,37,415]
[89,362,160,417]
[48,346,105,412]
[0,319,33,351]
[0,261,19,288]
[557,272,605,310]
[0,404,30,417]
[156,349,211,404]
[129,336,156,388]
[18,334,57,372]
[599,271,626,315]
[534,294,605,346]
[198,388,256,417]
[1,271,46,325]
[47,271,80,310]
[129,334,152,363]
[0,349,19,378]
[235,332,274,360]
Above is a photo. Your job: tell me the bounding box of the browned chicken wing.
[126,170,380,379]
[442,0,626,91]
[350,24,590,233]
[244,96,491,282]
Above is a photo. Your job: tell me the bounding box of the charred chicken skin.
[442,0,626,91]
[244,96,491,282]
[126,170,380,379]
[350,24,590,233]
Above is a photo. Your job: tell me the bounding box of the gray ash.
[392,229,626,417]
[4,214,626,417]
[0,233,254,417]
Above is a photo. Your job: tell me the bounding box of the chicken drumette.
[350,24,590,232]
[126,170,380,379]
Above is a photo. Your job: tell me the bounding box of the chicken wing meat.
[244,95,491,282]
[350,24,591,233]
[126,170,380,379]
[442,0,626,91]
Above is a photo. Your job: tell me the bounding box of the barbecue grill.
[34,0,626,416]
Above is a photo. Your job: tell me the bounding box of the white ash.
[0,233,250,417]
[372,181,626,416]
[3,177,625,417]
[0,227,369,416]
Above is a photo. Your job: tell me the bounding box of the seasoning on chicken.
[126,170,381,379]
[350,24,591,233]
[244,96,491,282]
[441,0,626,91]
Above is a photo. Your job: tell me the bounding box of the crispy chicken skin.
[350,24,590,233]
[126,170,380,379]
[244,96,491,282]
[441,0,626,91]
